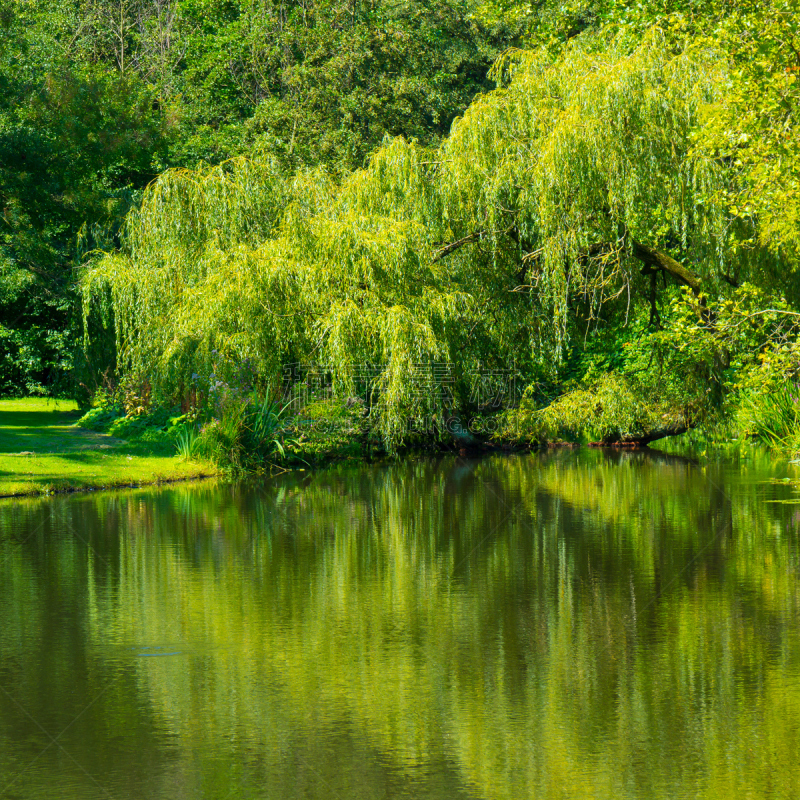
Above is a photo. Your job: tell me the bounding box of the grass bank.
[0,398,216,498]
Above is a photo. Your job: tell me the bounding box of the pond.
[1,450,799,799]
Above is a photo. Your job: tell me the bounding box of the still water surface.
[1,450,799,799]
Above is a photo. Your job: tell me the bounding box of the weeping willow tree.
[83,28,774,449]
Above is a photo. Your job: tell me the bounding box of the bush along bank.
[491,285,800,456]
[78,389,375,474]
[78,358,537,474]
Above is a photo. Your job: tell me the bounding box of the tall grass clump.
[193,395,297,471]
[175,424,199,460]
[743,384,800,452]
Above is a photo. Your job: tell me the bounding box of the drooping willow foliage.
[84,30,753,448]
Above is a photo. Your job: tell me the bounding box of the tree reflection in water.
[1,450,798,799]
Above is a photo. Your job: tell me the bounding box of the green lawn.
[0,398,215,498]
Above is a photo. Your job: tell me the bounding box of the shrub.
[193,396,299,471]
[77,402,125,432]
[499,372,662,444]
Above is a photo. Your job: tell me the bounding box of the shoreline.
[2,397,768,501]
[0,471,219,501]
[0,398,219,499]
[0,436,704,501]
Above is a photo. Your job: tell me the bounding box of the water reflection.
[1,450,799,799]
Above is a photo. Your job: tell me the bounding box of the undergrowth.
[78,392,367,473]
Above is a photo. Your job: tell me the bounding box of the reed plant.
[743,384,800,452]
[175,425,199,460]
[192,395,299,471]
[249,398,294,460]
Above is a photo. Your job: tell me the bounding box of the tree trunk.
[590,419,691,448]
[631,241,702,294]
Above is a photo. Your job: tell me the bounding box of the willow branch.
[432,226,519,263]
[594,419,691,447]
[631,241,702,294]
[431,231,484,263]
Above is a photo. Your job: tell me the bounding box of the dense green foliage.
[0,3,166,394]
[1,0,514,396]
[4,0,800,456]
[82,1,800,453]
